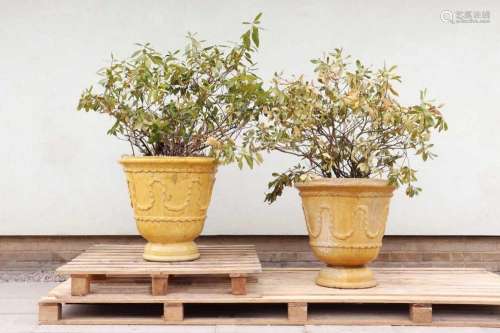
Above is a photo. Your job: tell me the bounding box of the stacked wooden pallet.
[53,244,261,296]
[38,244,500,327]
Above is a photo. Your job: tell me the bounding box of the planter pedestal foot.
[143,241,200,262]
[316,266,377,289]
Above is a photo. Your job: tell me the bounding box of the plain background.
[1,0,499,235]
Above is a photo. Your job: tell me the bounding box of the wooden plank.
[38,303,61,323]
[37,313,500,327]
[410,303,432,323]
[263,267,487,272]
[152,275,168,296]
[288,302,307,323]
[164,303,183,322]
[71,274,90,296]
[230,274,247,295]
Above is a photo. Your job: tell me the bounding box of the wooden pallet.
[40,267,500,327]
[56,244,261,296]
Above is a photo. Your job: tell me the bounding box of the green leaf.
[251,26,259,48]
[254,12,263,23]
[242,30,251,49]
[244,154,254,168]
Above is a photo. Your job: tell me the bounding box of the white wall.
[1,0,499,235]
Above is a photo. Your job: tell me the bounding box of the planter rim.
[119,155,217,165]
[295,178,393,189]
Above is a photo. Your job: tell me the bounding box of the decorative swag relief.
[303,202,390,247]
[125,172,215,223]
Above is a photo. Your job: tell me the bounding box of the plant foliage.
[78,14,267,168]
[258,49,448,203]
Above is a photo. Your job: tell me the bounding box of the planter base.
[143,241,200,262]
[316,266,377,289]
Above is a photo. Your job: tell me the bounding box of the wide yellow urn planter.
[120,156,217,262]
[296,178,394,288]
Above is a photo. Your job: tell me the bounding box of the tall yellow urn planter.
[120,156,217,262]
[296,179,394,288]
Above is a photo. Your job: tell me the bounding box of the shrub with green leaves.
[258,49,448,203]
[78,14,266,168]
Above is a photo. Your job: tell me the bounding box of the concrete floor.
[2,282,500,333]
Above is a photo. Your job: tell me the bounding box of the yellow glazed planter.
[296,178,394,288]
[120,156,217,262]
